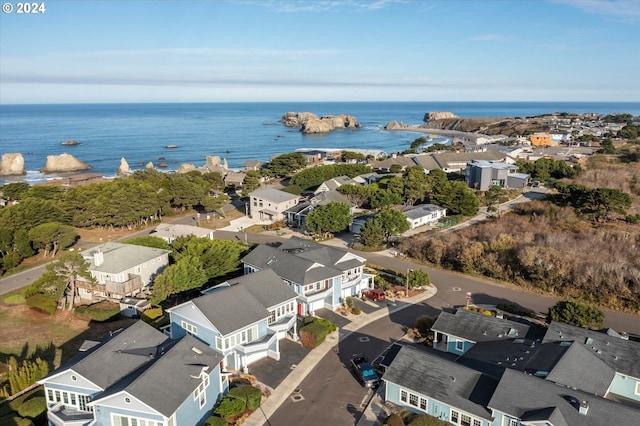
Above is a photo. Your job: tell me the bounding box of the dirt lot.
[0,301,135,365]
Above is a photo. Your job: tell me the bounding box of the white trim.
[635,380,640,396]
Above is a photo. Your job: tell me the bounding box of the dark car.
[350,354,381,388]
[363,289,386,300]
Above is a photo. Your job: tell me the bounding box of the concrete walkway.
[242,285,438,426]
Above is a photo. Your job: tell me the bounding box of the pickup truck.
[350,354,381,389]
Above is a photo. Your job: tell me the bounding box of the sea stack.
[40,153,91,173]
[423,112,459,121]
[0,153,26,176]
[117,157,130,176]
[280,112,360,134]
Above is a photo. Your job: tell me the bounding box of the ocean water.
[1,101,639,185]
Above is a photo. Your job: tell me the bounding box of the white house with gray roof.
[241,237,374,315]
[166,269,298,371]
[151,223,214,243]
[248,188,300,222]
[39,320,227,426]
[400,203,447,229]
[77,242,171,302]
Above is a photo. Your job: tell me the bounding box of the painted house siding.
[169,311,220,347]
[91,404,165,426]
[609,373,640,401]
[447,337,474,355]
[173,369,224,426]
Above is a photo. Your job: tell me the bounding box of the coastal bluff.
[0,153,26,176]
[280,112,360,134]
[40,153,92,173]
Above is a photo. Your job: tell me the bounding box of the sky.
[0,0,639,104]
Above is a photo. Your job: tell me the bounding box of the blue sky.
[1,0,639,104]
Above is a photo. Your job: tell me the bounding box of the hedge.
[205,416,229,426]
[25,293,57,315]
[17,397,46,419]
[299,322,330,349]
[228,385,261,411]
[213,396,245,419]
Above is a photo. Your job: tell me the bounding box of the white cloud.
[551,0,640,22]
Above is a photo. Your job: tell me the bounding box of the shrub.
[74,301,120,321]
[384,413,405,426]
[228,385,261,411]
[413,316,435,335]
[548,300,604,327]
[142,307,163,321]
[4,294,25,304]
[314,317,337,333]
[1,416,33,426]
[299,322,330,349]
[17,397,46,418]
[345,296,354,309]
[351,307,362,315]
[407,414,448,426]
[205,416,229,426]
[25,293,57,315]
[213,396,246,419]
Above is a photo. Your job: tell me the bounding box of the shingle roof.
[383,345,496,421]
[152,224,213,240]
[48,321,169,390]
[545,342,615,396]
[227,269,298,309]
[249,188,299,203]
[242,243,342,285]
[192,285,270,336]
[124,334,223,417]
[431,309,531,344]
[401,203,446,220]
[83,242,171,274]
[488,368,640,426]
[542,321,640,379]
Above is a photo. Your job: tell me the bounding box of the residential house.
[372,156,417,173]
[383,345,497,426]
[152,223,215,244]
[248,188,299,222]
[430,151,507,173]
[349,214,377,234]
[241,237,374,314]
[166,269,298,371]
[243,160,263,171]
[39,321,227,426]
[465,159,530,191]
[530,132,558,146]
[223,171,246,189]
[400,204,447,229]
[77,242,171,302]
[285,190,356,229]
[118,296,151,318]
[314,175,359,195]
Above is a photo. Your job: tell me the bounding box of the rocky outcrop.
[175,163,196,174]
[384,120,413,130]
[145,162,155,169]
[424,112,459,121]
[0,153,26,176]
[117,157,130,176]
[281,112,360,134]
[40,153,91,173]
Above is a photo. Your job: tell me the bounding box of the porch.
[46,403,94,426]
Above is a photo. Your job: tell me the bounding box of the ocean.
[1,101,639,185]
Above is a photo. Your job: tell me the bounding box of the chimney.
[94,249,104,266]
[579,400,589,415]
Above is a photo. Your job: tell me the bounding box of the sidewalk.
[242,285,437,426]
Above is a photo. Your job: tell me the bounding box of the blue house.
[431,308,531,355]
[39,321,226,426]
[241,237,374,315]
[166,268,298,372]
[383,344,640,426]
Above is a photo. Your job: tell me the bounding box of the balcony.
[77,274,143,297]
[236,331,277,355]
[47,403,94,426]
[267,314,296,335]
[300,286,332,302]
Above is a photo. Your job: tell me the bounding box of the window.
[455,340,465,352]
[636,381,640,396]
[181,321,197,336]
[112,415,160,426]
[420,397,427,411]
[400,390,407,403]
[45,389,92,413]
[505,419,518,426]
[461,413,472,426]
[409,394,418,407]
[451,411,459,423]
[215,337,222,350]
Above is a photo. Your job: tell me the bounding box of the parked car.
[363,289,386,300]
[350,354,381,389]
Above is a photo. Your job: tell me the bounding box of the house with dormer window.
[166,269,298,372]
[241,237,374,315]
[39,321,227,426]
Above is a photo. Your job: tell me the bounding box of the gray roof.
[192,285,270,336]
[383,345,496,421]
[431,309,531,344]
[124,334,223,417]
[83,242,171,274]
[488,368,640,425]
[542,321,640,379]
[412,154,441,171]
[311,189,354,207]
[545,342,616,396]
[401,203,446,220]
[242,243,343,285]
[152,224,213,240]
[249,188,299,203]
[227,269,298,309]
[50,321,169,390]
[373,156,417,170]
[432,151,506,168]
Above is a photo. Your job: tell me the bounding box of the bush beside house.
[299,316,337,349]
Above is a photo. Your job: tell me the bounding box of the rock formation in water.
[146,162,155,169]
[117,157,130,176]
[423,112,459,121]
[175,163,196,174]
[280,112,360,134]
[384,120,413,130]
[0,153,26,176]
[40,153,91,173]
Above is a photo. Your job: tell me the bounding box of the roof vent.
[579,400,589,415]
